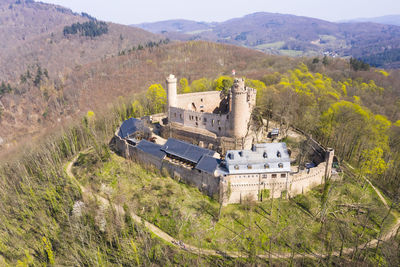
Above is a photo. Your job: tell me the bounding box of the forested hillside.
[0,41,293,154]
[0,0,160,81]
[1,41,400,264]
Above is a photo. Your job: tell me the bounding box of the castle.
[112,74,336,205]
[163,74,257,154]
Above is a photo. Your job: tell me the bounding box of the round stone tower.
[230,78,250,138]
[166,74,177,108]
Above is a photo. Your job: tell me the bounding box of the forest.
[63,21,109,38]
[1,41,400,265]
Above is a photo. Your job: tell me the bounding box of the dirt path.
[65,152,400,260]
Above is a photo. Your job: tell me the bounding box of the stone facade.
[165,75,256,147]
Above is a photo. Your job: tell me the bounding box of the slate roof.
[161,138,215,164]
[136,140,166,160]
[225,143,291,174]
[271,128,279,135]
[195,155,221,174]
[118,118,143,139]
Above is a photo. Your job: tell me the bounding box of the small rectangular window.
[281,173,286,178]
[272,174,277,178]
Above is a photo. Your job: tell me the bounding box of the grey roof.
[271,128,279,135]
[225,143,291,174]
[195,155,221,174]
[118,118,143,139]
[161,138,215,164]
[136,140,166,160]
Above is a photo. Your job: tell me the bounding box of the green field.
[255,41,285,50]
[278,49,305,57]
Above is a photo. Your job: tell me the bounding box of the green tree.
[131,100,144,117]
[360,147,388,178]
[190,78,211,92]
[212,76,233,95]
[178,78,190,94]
[146,84,166,114]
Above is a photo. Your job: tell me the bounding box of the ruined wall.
[110,132,129,158]
[161,125,252,154]
[176,91,222,112]
[128,145,164,169]
[223,172,290,205]
[289,164,326,196]
[160,160,220,198]
[169,107,230,136]
[112,131,220,199]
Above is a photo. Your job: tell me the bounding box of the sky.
[40,0,400,25]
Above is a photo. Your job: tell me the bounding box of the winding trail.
[65,152,400,260]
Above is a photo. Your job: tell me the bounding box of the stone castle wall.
[112,123,335,205]
[176,91,222,113]
[169,106,230,137]
[161,124,253,154]
[111,133,220,199]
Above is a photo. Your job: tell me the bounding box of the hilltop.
[134,12,400,68]
[343,14,400,26]
[0,0,160,80]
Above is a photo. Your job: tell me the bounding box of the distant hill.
[343,15,400,26]
[134,12,400,68]
[0,0,160,81]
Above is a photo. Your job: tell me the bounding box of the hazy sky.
[40,0,400,25]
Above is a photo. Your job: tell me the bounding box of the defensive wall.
[175,91,223,113]
[169,106,230,137]
[161,123,253,154]
[111,132,220,199]
[111,120,336,205]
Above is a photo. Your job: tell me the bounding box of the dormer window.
[277,151,281,158]
[263,152,268,158]
[234,164,239,170]
[239,151,243,157]
[247,165,252,169]
[264,163,269,169]
[278,163,283,168]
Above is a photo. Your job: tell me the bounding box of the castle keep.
[112,74,336,205]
